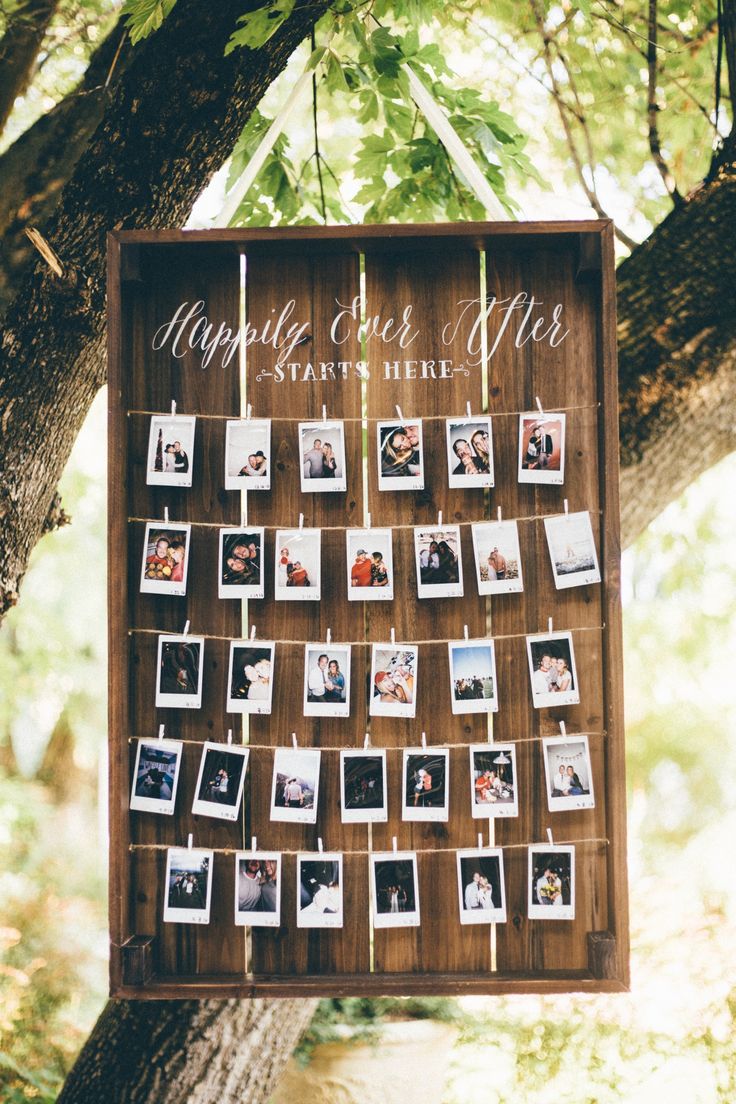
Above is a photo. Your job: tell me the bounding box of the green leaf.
[121,0,178,45]
[225,0,296,54]
[325,49,351,93]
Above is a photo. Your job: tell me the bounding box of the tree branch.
[0,0,59,136]
[647,0,683,206]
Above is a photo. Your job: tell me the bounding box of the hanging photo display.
[377,419,424,490]
[130,737,183,815]
[528,845,575,920]
[224,418,271,490]
[163,847,213,925]
[155,634,204,709]
[191,741,249,821]
[274,528,321,599]
[270,747,321,824]
[402,747,449,822]
[445,416,494,488]
[340,749,388,824]
[346,528,394,601]
[145,414,195,487]
[218,527,265,599]
[139,522,191,596]
[544,510,601,590]
[526,630,580,708]
[371,852,420,928]
[456,849,507,925]
[471,520,524,595]
[226,640,275,715]
[297,853,343,929]
[448,639,499,714]
[414,525,464,599]
[369,643,418,718]
[299,420,347,492]
[303,643,351,718]
[469,744,518,819]
[234,852,281,927]
[518,412,566,485]
[542,735,595,812]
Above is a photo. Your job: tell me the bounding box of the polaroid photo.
[470,744,518,819]
[192,741,249,821]
[448,640,499,715]
[224,418,271,491]
[377,420,424,491]
[402,748,449,822]
[544,510,601,590]
[371,852,420,929]
[274,528,321,600]
[146,414,196,488]
[414,525,464,600]
[155,635,204,709]
[369,643,418,719]
[140,522,191,597]
[130,737,183,815]
[340,749,388,824]
[303,643,351,718]
[270,747,321,824]
[446,417,494,489]
[543,734,595,812]
[299,421,347,493]
[226,641,275,715]
[457,848,507,925]
[528,844,575,920]
[234,851,281,927]
[471,520,524,596]
[218,527,265,600]
[526,631,580,709]
[163,847,213,924]
[346,528,394,602]
[297,853,343,929]
[518,412,566,485]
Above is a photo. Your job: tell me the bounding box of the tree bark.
[0,0,59,135]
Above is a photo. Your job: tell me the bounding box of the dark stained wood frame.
[108,221,628,998]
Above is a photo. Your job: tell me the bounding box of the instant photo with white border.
[274,528,321,600]
[448,639,499,715]
[218,527,265,600]
[414,525,464,599]
[296,852,343,929]
[526,630,580,709]
[544,510,601,590]
[469,743,518,819]
[146,414,196,488]
[155,634,204,709]
[299,421,347,493]
[518,412,566,485]
[402,747,449,823]
[270,747,322,824]
[471,520,524,596]
[369,643,419,719]
[224,418,271,491]
[191,741,249,821]
[346,528,394,602]
[377,419,424,491]
[456,848,507,925]
[234,851,281,927]
[528,844,575,920]
[130,737,183,815]
[446,417,495,489]
[163,846,214,924]
[371,851,420,928]
[542,734,595,812]
[140,522,192,597]
[340,748,388,824]
[303,643,351,718]
[226,640,275,715]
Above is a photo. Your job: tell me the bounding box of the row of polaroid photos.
[132,737,595,823]
[163,843,576,927]
[145,411,566,493]
[154,630,581,717]
[141,511,601,600]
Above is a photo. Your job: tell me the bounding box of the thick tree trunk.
[0,0,59,134]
